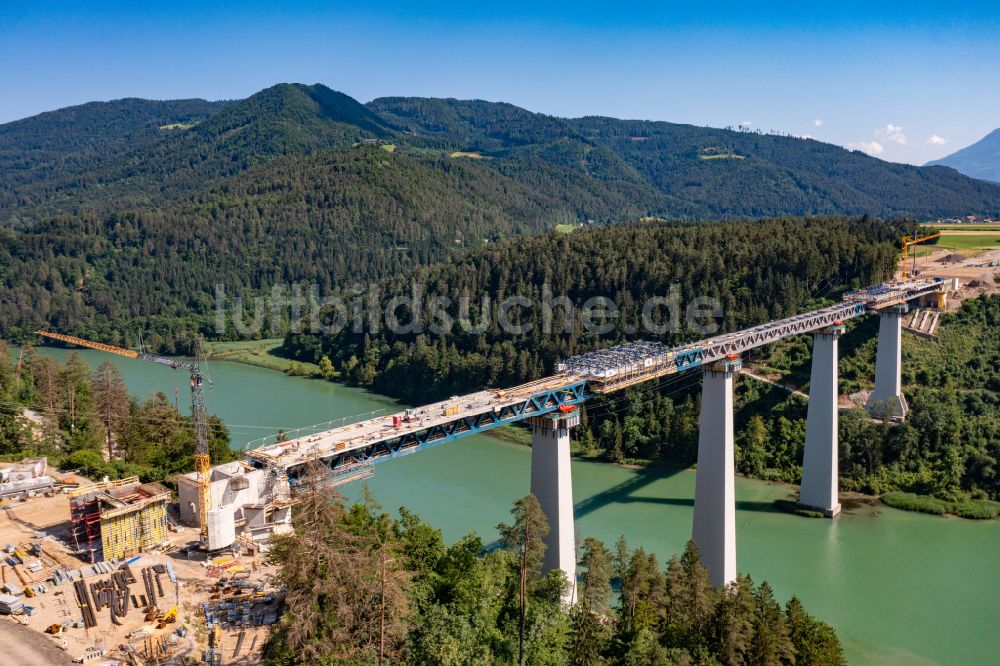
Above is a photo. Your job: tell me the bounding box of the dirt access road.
[0,620,74,665]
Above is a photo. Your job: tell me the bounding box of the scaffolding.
[68,477,170,561]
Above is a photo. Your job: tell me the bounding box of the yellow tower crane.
[901,232,942,280]
[35,330,214,546]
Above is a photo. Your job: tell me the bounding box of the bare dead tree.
[267,462,409,664]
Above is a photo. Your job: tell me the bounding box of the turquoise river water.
[28,347,1000,665]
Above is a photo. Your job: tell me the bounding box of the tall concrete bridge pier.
[692,356,741,588]
[528,411,581,603]
[799,324,845,517]
[867,304,909,419]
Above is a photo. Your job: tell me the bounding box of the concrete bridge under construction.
[246,278,947,598]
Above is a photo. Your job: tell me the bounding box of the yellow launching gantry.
[35,330,214,547]
[901,232,942,280]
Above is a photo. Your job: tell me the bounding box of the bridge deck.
[247,375,580,472]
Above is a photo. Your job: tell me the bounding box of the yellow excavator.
[35,330,214,547]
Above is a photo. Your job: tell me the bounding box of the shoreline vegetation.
[879,491,1000,519]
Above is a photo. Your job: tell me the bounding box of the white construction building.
[177,461,293,551]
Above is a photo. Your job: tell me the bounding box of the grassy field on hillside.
[698,153,745,160]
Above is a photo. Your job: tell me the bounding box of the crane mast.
[35,330,214,546]
[901,232,942,280]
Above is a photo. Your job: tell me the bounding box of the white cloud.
[813,118,824,127]
[927,134,948,146]
[875,123,908,145]
[848,141,885,156]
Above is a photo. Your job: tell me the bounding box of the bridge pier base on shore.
[866,305,909,420]
[528,411,580,603]
[799,326,844,517]
[693,356,740,589]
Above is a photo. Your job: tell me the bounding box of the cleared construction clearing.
[0,460,283,664]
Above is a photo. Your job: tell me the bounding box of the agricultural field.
[923,223,1000,231]
[933,231,1000,251]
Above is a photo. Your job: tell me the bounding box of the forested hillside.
[754,293,1000,505]
[0,144,676,346]
[4,83,1000,231]
[4,84,1000,344]
[282,216,900,403]
[0,97,229,225]
[0,84,389,224]
[371,96,1000,218]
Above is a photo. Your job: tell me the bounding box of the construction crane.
[901,232,942,279]
[35,330,214,546]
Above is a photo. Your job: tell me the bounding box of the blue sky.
[2,1,998,164]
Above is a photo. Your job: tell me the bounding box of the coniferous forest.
[265,475,845,666]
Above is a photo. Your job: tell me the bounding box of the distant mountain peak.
[201,82,391,139]
[926,128,1000,183]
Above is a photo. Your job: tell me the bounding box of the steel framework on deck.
[281,379,589,485]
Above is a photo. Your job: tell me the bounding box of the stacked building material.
[0,593,23,614]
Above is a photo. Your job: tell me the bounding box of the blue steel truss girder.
[680,301,868,364]
[283,380,589,484]
[562,279,945,393]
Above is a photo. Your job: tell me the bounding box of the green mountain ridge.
[0,84,391,224]
[926,128,1000,183]
[370,96,1000,218]
[3,83,1000,228]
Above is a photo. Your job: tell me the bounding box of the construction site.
[0,458,285,665]
[177,461,293,553]
[0,330,297,665]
